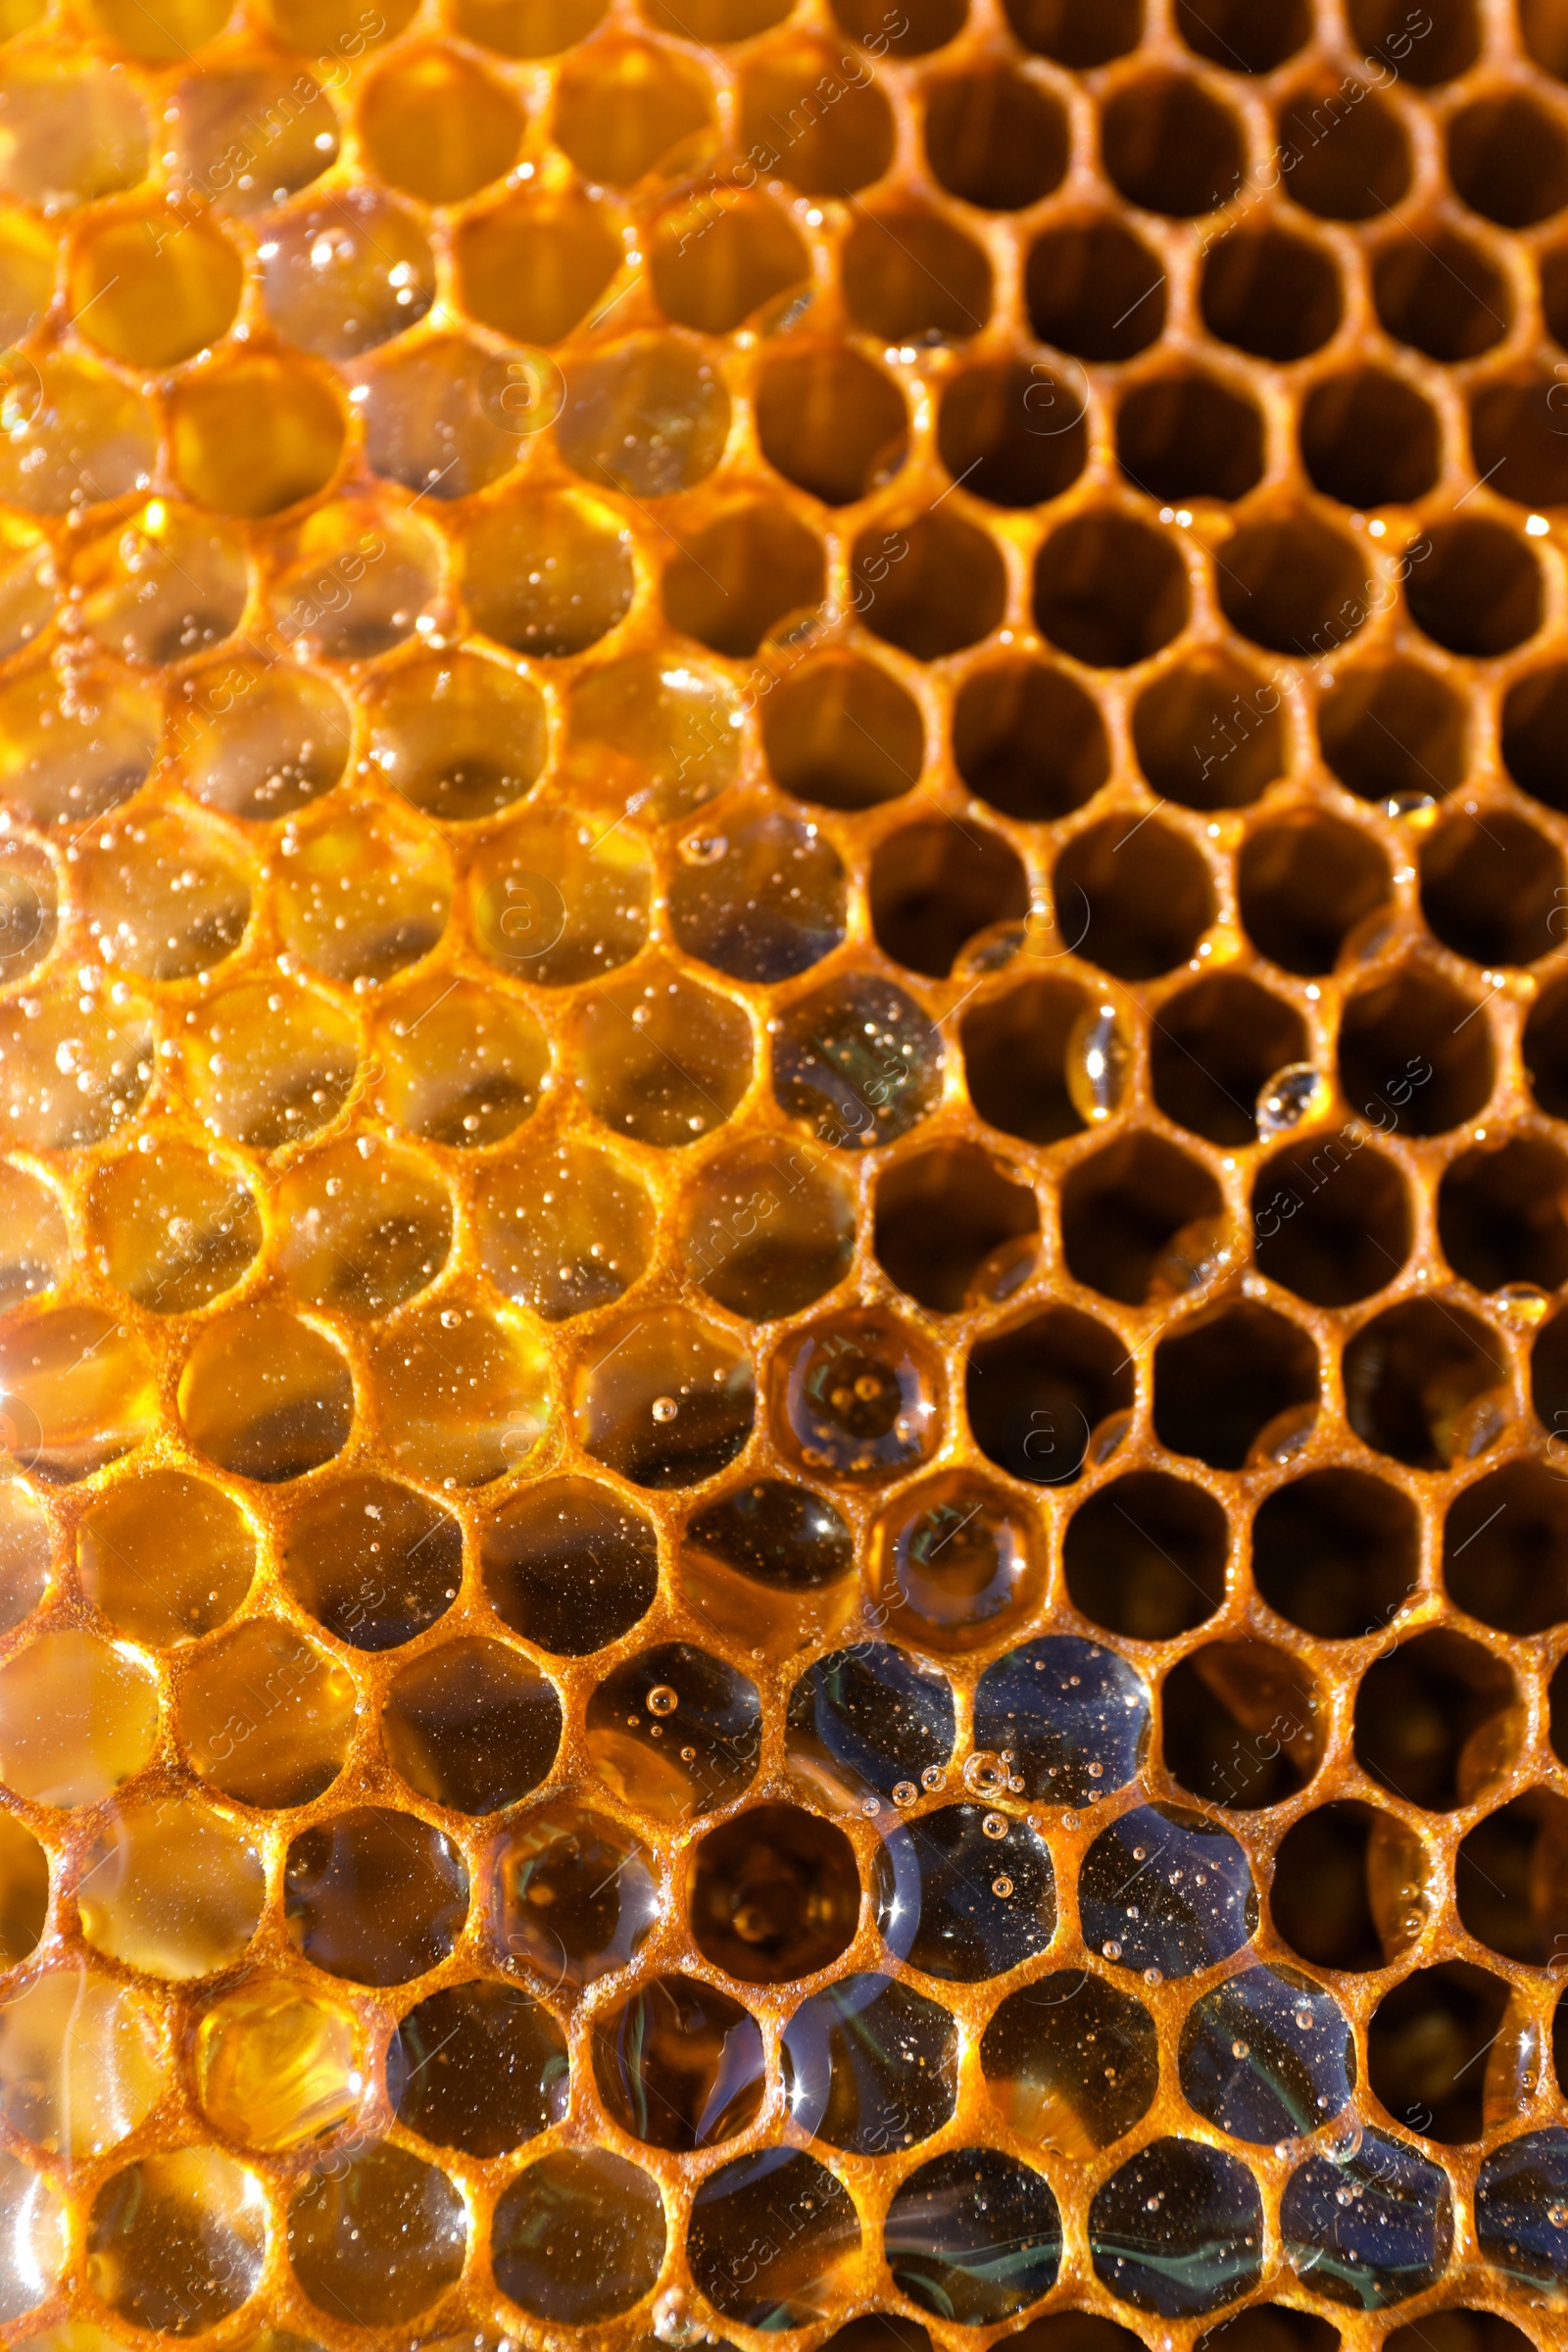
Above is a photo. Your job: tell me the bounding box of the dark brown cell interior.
[1252,1469,1419,1640]
[1063,1472,1228,1640]
[873,1143,1039,1314]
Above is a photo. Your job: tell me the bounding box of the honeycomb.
[9,0,1568,2345]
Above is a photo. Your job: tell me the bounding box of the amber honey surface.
[4,0,1568,2346]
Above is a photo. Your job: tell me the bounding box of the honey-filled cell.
[0,0,1561,2339]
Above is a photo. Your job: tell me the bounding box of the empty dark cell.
[1384,2317,1536,2352]
[1300,370,1441,508]
[1526,974,1568,1118]
[755,347,907,506]
[966,1305,1132,1487]
[854,510,1006,662]
[1252,1138,1411,1306]
[1405,517,1543,659]
[1060,1133,1222,1305]
[886,2150,1060,2327]
[1344,1298,1507,1470]
[819,2321,936,2352]
[1457,1794,1568,1965]
[1502,662,1568,811]
[1200,222,1343,361]
[1216,511,1368,658]
[1317,659,1467,804]
[1269,1802,1386,1972]
[786,1642,955,1809]
[1180,1966,1354,2141]
[880,1805,1055,1981]
[1003,0,1141,63]
[1154,1304,1318,1472]
[973,1634,1150,1806]
[662,501,825,658]
[1475,2131,1568,2302]
[874,1144,1038,1314]
[1368,1962,1511,2143]
[1473,374,1568,511]
[1062,1472,1228,1640]
[1348,0,1478,79]
[1276,81,1410,220]
[1177,0,1310,71]
[1033,511,1189,669]
[689,1804,860,1983]
[1449,92,1568,227]
[783,1973,956,2154]
[1102,73,1245,218]
[938,360,1086,508]
[840,203,993,342]
[925,71,1067,210]
[1353,1630,1517,1811]
[1027,218,1168,362]
[953,661,1108,821]
[391,1981,567,2156]
[1078,1803,1257,1979]
[1090,2139,1262,2318]
[868,821,1027,979]
[1116,370,1263,504]
[1055,817,1212,981]
[1132,655,1283,810]
[1239,814,1391,976]
[961,977,1088,1146]
[833,0,965,54]
[382,1638,562,1814]
[1280,2132,1452,2307]
[1252,1469,1418,1639]
[1373,225,1510,361]
[1195,2313,1340,2352]
[1440,1138,1568,1295]
[1339,968,1493,1137]
[1161,1641,1322,1810]
[1151,973,1307,1147]
[1446,1463,1568,1634]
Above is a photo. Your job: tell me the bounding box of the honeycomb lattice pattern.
[8,0,1568,2346]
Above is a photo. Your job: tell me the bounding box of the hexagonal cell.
[1344,1298,1508,1469]
[784,1972,956,2152]
[886,2149,1060,2326]
[171,352,345,519]
[477,1140,652,1322]
[383,1639,562,1814]
[574,1306,754,1488]
[1151,972,1306,1146]
[167,59,339,214]
[1180,1966,1354,2142]
[555,36,712,184]
[738,37,894,193]
[77,1468,256,1645]
[586,1642,759,1823]
[596,1974,763,2150]
[662,502,824,658]
[1339,966,1494,1136]
[1215,509,1367,658]
[1154,1303,1318,1471]
[691,2150,858,2329]
[1079,1802,1256,1980]
[1299,368,1442,508]
[174,657,352,822]
[393,1980,566,2156]
[762,653,924,810]
[1252,1468,1418,1639]
[683,1137,856,1321]
[678,1479,856,1659]
[842,200,993,341]
[1252,1137,1411,1305]
[1268,1799,1411,1972]
[982,1969,1156,2151]
[357,332,524,500]
[772,972,943,1149]
[1063,1471,1227,1640]
[924,68,1066,209]
[852,510,1007,661]
[1445,1464,1568,1633]
[873,1142,1038,1314]
[358,46,523,202]
[869,818,1028,978]
[373,976,549,1148]
[75,1794,264,1980]
[1422,808,1562,968]
[1161,1642,1322,1809]
[953,660,1108,821]
[1469,370,1568,509]
[966,1305,1133,1486]
[670,803,847,983]
[262,188,434,358]
[368,1298,550,1489]
[276,1137,453,1319]
[1404,516,1543,659]
[960,974,1091,1145]
[869,1471,1043,1653]
[1449,89,1568,227]
[688,1802,860,1982]
[492,1801,660,1987]
[69,503,247,666]
[1368,1961,1511,2142]
[68,205,243,368]
[0,1970,162,2158]
[181,1618,356,1806]
[1102,70,1244,218]
[457,486,634,656]
[771,1305,942,1485]
[575,964,752,1150]
[938,358,1087,508]
[755,345,906,507]
[179,1302,354,1484]
[1117,369,1264,504]
[1058,814,1214,981]
[1353,1629,1518,1811]
[787,1640,955,1809]
[1033,510,1189,669]
[194,1976,365,2152]
[483,1477,657,1656]
[288,2145,466,2327]
[284,1807,468,1984]
[1276,74,1410,218]
[1202,218,1344,357]
[1375,220,1510,360]
[1440,1136,1568,1296]
[650,187,806,335]
[86,2152,265,2334]
[1026,216,1168,362]
[1456,1788,1568,1967]
[89,1142,262,1314]
[559,334,730,499]
[1062,1134,1222,1306]
[1239,811,1392,974]
[281,1475,461,1652]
